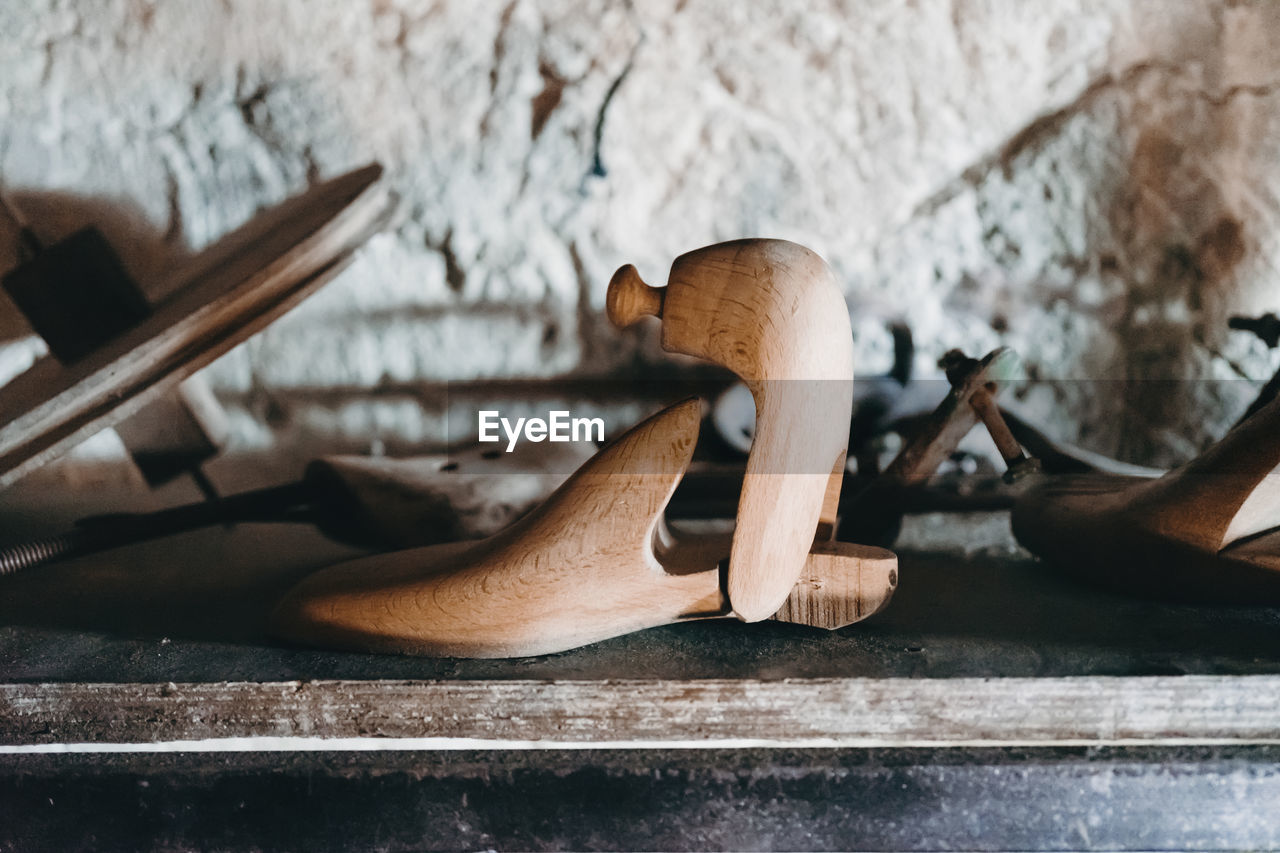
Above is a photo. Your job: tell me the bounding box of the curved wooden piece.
[771,541,897,629]
[608,239,854,621]
[274,397,899,657]
[273,399,726,658]
[0,165,391,490]
[1012,394,1280,603]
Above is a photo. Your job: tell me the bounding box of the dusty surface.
[1,466,1278,684]
[1,1,1278,468]
[4,747,1280,850]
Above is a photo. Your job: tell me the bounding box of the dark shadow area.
[3,746,1280,851]
[0,190,191,343]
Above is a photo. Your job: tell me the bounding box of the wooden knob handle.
[606,264,664,328]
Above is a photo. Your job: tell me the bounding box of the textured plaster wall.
[1,0,1279,466]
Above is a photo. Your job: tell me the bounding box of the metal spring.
[0,532,82,576]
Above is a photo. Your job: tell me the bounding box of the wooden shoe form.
[607,239,855,621]
[1012,393,1280,603]
[273,238,894,657]
[272,399,896,657]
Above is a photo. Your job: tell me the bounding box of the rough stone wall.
[1,0,1278,466]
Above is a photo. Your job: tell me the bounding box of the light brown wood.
[608,239,855,621]
[0,164,392,490]
[771,541,897,630]
[274,399,724,658]
[273,238,891,657]
[1012,393,1280,602]
[273,398,896,657]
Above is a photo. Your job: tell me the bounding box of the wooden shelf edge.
[3,675,1280,752]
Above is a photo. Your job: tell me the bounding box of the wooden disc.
[0,164,393,490]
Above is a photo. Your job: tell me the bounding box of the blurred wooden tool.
[0,192,234,494]
[839,347,1027,546]
[0,164,392,490]
[1013,393,1280,603]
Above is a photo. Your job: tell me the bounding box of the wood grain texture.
[608,239,855,621]
[273,399,896,657]
[0,164,391,489]
[274,238,890,658]
[6,675,1280,749]
[273,399,727,657]
[771,542,896,630]
[1013,393,1280,602]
